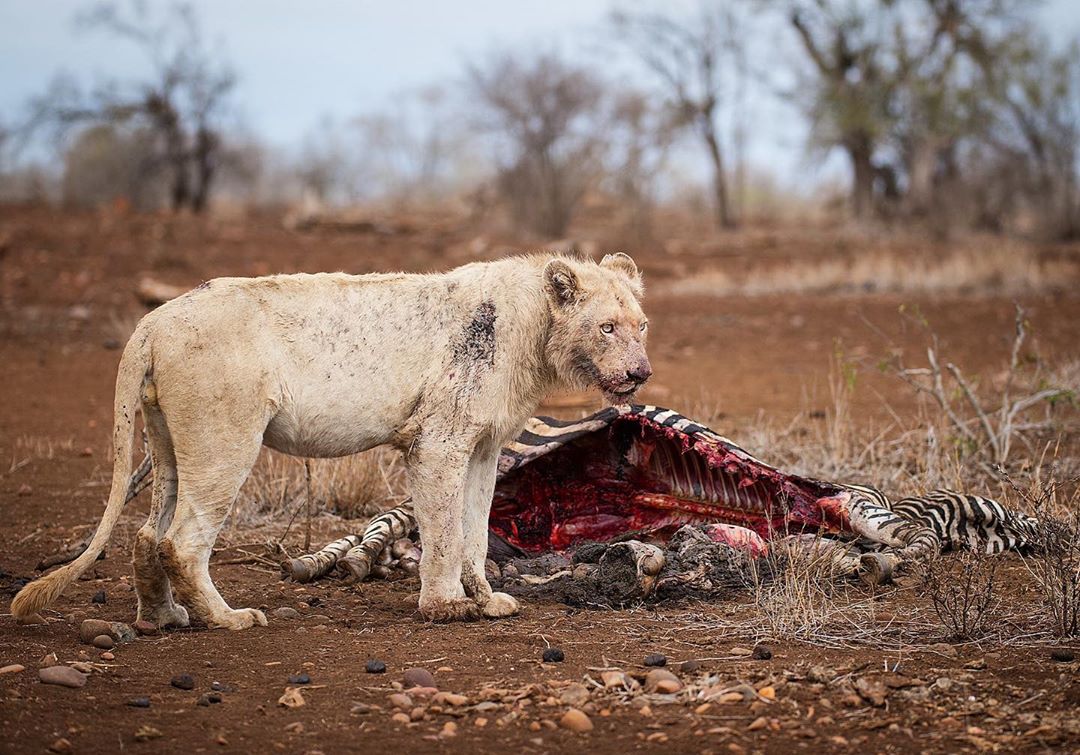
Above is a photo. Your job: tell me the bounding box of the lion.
[11,253,651,629]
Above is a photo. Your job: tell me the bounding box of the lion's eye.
[639,322,648,332]
[600,323,615,335]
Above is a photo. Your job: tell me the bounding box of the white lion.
[12,253,651,628]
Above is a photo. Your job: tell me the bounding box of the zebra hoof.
[282,559,316,583]
[859,553,895,586]
[338,556,372,584]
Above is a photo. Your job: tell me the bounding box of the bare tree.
[468,51,607,238]
[605,90,684,237]
[989,36,1080,238]
[611,5,745,229]
[781,0,1037,224]
[351,86,479,207]
[25,1,236,213]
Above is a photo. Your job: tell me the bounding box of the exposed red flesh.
[489,413,851,553]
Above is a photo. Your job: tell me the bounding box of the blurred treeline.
[1,0,1077,239]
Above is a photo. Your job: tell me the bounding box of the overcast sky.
[2,1,1077,190]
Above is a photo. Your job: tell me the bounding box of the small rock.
[48,738,72,753]
[17,484,32,496]
[39,666,87,688]
[91,589,107,605]
[305,596,322,607]
[170,673,196,690]
[752,645,773,660]
[284,722,304,734]
[127,696,151,708]
[99,651,115,661]
[679,660,701,674]
[92,634,115,650]
[39,652,59,668]
[365,659,387,674]
[272,607,301,620]
[542,647,565,663]
[560,683,590,706]
[433,692,467,706]
[278,687,305,708]
[71,662,94,674]
[76,620,108,642]
[0,664,26,675]
[306,614,332,623]
[197,692,222,706]
[929,642,959,658]
[747,716,768,731]
[439,721,458,738]
[133,725,162,742]
[409,706,426,722]
[560,708,593,733]
[601,671,630,688]
[1051,649,1075,663]
[645,668,682,693]
[389,693,413,709]
[403,667,436,689]
[390,712,410,725]
[963,658,987,670]
[932,677,954,692]
[211,681,234,692]
[287,672,311,685]
[644,653,667,667]
[854,677,888,707]
[729,646,753,657]
[655,679,682,694]
[133,620,158,636]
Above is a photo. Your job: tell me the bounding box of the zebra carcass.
[285,405,1039,602]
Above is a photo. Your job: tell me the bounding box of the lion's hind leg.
[132,398,189,628]
[158,421,268,631]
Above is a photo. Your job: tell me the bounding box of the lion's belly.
[262,371,423,458]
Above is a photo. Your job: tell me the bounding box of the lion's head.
[544,253,652,404]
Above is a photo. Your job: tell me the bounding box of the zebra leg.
[338,502,417,583]
[842,486,942,584]
[283,534,363,583]
[779,534,865,576]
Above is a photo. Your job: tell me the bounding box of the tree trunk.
[906,139,937,216]
[191,127,215,214]
[702,120,735,230]
[846,136,875,221]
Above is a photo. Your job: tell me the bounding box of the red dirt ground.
[2,206,1079,754]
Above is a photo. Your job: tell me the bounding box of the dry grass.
[232,446,405,528]
[745,537,879,645]
[664,243,1079,298]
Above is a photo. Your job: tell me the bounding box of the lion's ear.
[601,252,643,297]
[544,259,581,306]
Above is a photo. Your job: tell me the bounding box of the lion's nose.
[627,361,652,385]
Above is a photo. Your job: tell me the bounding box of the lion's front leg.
[461,441,519,619]
[407,442,480,622]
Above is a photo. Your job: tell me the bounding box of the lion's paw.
[481,591,520,619]
[154,604,190,629]
[419,597,482,623]
[210,607,267,630]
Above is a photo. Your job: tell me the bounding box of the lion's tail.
[11,331,149,622]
